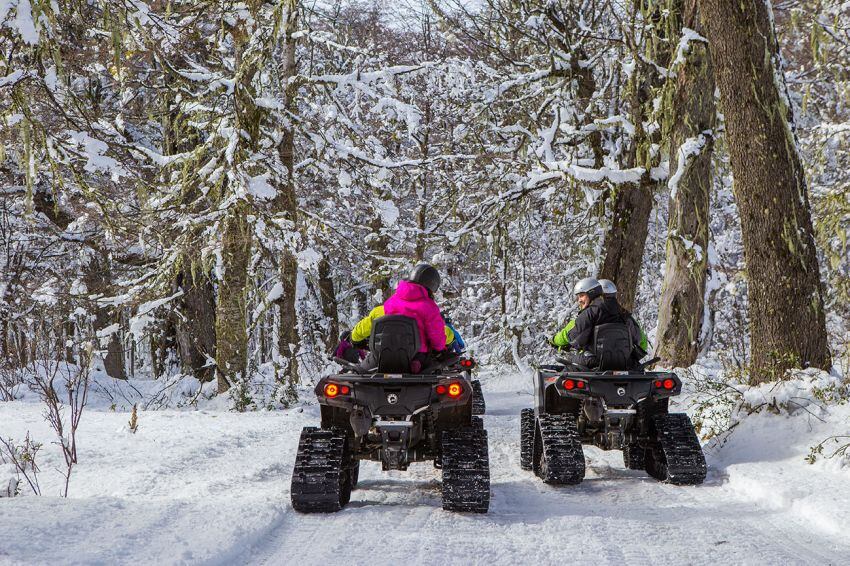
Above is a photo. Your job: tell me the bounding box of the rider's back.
[383,280,446,353]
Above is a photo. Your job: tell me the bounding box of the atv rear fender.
[315,373,472,418]
[537,370,681,411]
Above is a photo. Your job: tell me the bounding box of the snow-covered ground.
[1,369,849,565]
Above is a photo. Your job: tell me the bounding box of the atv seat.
[593,323,633,371]
[370,315,422,373]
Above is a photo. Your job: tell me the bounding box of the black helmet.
[409,263,441,295]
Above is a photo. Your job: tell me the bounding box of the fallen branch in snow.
[807,435,850,465]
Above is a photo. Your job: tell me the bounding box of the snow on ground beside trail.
[1,367,849,565]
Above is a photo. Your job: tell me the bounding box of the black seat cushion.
[370,315,422,373]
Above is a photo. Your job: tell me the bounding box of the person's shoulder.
[427,300,443,316]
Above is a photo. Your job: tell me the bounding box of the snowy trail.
[246,372,849,566]
[1,369,849,565]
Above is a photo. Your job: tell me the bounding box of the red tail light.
[576,380,585,389]
[563,379,575,390]
[654,380,662,388]
[435,384,447,395]
[447,382,463,398]
[663,379,675,390]
[324,383,350,397]
[460,358,476,369]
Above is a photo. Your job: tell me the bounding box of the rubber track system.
[471,380,486,415]
[441,426,490,513]
[646,413,706,485]
[350,460,360,489]
[622,443,646,470]
[520,408,534,470]
[534,413,585,484]
[472,416,484,430]
[291,427,352,513]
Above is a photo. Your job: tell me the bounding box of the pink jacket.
[383,280,447,353]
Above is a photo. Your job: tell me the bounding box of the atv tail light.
[436,381,464,398]
[654,380,662,388]
[324,383,350,398]
[460,358,476,369]
[563,379,576,390]
[663,379,675,390]
[576,380,585,389]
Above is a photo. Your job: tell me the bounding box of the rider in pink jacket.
[384,277,447,353]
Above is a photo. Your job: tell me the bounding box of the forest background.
[0,0,847,413]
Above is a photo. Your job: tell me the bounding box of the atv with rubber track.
[291,315,490,513]
[520,323,706,486]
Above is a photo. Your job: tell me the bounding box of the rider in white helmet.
[551,278,599,349]
[551,277,646,368]
[599,278,617,297]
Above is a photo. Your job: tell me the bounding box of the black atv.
[520,323,706,486]
[291,315,490,513]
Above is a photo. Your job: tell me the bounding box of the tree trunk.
[163,78,216,384]
[175,266,216,382]
[274,0,300,385]
[700,0,830,379]
[599,181,655,312]
[84,254,126,379]
[367,214,391,302]
[599,1,669,312]
[415,99,431,262]
[215,202,251,393]
[318,258,339,350]
[655,1,716,367]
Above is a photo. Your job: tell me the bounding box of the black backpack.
[369,315,422,373]
[593,323,634,370]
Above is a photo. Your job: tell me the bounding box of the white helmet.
[573,277,602,298]
[599,279,617,296]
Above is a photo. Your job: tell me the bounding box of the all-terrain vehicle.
[291,315,490,513]
[520,323,706,485]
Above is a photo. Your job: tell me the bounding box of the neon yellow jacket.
[552,319,576,348]
[352,305,455,346]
